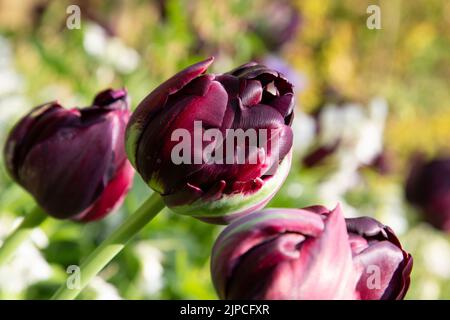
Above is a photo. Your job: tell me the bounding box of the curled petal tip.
[190,56,215,74]
[93,88,129,108]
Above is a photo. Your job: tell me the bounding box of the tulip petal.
[353,240,406,300]
[211,209,324,299]
[216,74,240,99]
[226,233,305,299]
[18,118,117,218]
[137,80,229,192]
[292,205,360,299]
[93,88,128,108]
[75,160,135,222]
[346,217,413,300]
[4,103,64,181]
[240,80,263,106]
[126,57,215,167]
[268,93,294,120]
[226,62,259,76]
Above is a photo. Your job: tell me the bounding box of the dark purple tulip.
[211,205,413,300]
[126,57,294,224]
[346,217,413,300]
[365,151,393,175]
[4,89,134,222]
[211,205,360,299]
[405,155,450,232]
[302,142,339,168]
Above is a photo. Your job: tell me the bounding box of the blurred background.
[0,0,449,299]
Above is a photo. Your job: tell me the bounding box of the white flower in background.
[0,35,24,93]
[0,242,52,294]
[89,277,123,300]
[423,238,450,279]
[291,111,316,155]
[303,98,389,208]
[0,69,23,97]
[83,23,140,74]
[0,95,28,122]
[134,242,164,296]
[286,182,304,199]
[317,163,360,210]
[0,214,52,295]
[83,24,107,57]
[0,36,11,66]
[377,185,409,235]
[418,279,441,300]
[318,97,388,166]
[0,36,29,139]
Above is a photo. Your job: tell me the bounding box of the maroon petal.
[346,216,413,300]
[128,57,214,144]
[137,79,229,191]
[75,160,135,222]
[18,117,118,218]
[291,205,359,299]
[353,241,406,300]
[4,103,65,181]
[226,233,306,299]
[216,74,240,99]
[240,80,263,106]
[93,88,128,108]
[211,209,325,299]
[269,93,294,120]
[212,205,360,300]
[226,62,259,76]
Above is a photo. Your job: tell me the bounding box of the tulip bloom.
[4,89,134,221]
[211,205,359,300]
[405,155,450,232]
[211,205,412,300]
[126,57,294,223]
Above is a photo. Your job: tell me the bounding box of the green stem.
[0,205,47,266]
[51,193,165,300]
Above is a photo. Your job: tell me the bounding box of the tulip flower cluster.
[211,205,412,300]
[406,155,450,232]
[1,58,414,301]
